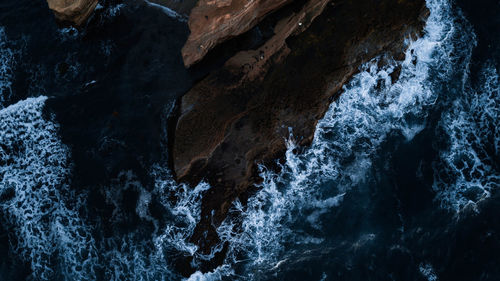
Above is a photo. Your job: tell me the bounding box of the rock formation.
[46,0,98,26]
[181,0,293,67]
[172,0,429,257]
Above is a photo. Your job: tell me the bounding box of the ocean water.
[0,0,499,280]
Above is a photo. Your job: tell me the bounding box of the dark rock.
[172,0,428,255]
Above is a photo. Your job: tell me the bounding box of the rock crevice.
[181,0,294,67]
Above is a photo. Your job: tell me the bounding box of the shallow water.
[0,0,499,280]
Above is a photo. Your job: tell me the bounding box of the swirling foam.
[433,64,500,212]
[193,0,469,278]
[0,97,98,280]
[1,0,491,279]
[0,27,17,108]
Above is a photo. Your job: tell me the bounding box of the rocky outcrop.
[181,0,293,67]
[46,0,98,26]
[172,0,428,256]
[175,0,331,180]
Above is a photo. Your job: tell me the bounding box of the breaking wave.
[0,0,496,279]
[173,0,479,279]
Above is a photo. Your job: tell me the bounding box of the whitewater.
[0,0,498,280]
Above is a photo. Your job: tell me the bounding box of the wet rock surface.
[181,0,293,67]
[172,0,428,257]
[46,0,98,26]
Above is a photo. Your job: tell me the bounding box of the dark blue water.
[0,0,499,280]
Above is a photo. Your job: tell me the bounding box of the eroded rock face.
[46,0,98,26]
[172,0,428,256]
[175,0,331,181]
[181,0,293,67]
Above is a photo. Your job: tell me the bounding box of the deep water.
[0,0,499,280]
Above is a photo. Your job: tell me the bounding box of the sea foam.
[0,97,97,280]
[0,0,491,279]
[0,26,19,108]
[180,0,466,279]
[433,64,500,212]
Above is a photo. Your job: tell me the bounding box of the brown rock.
[172,0,428,255]
[181,0,293,67]
[225,0,331,81]
[46,0,98,26]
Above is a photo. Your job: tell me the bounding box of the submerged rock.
[172,0,429,257]
[46,0,98,26]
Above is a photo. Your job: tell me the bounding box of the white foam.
[152,165,212,258]
[104,3,125,18]
[186,266,233,281]
[98,232,177,281]
[0,0,481,278]
[56,27,80,42]
[62,0,480,279]
[202,0,465,277]
[0,27,18,108]
[306,193,345,228]
[419,262,438,281]
[144,0,188,22]
[433,63,500,212]
[0,97,98,280]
